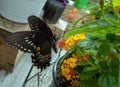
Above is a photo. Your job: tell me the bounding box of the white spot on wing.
[25,37,29,39]
[24,48,27,51]
[21,46,23,49]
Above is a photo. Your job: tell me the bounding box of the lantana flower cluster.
[61,53,78,80]
[61,52,90,86]
[58,33,86,50]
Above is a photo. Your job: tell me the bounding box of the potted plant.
[53,0,120,87]
[53,32,120,87]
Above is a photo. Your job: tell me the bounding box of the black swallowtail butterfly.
[0,15,57,70]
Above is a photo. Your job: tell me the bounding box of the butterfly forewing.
[28,15,57,53]
[28,15,54,37]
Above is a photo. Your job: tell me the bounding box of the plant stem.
[100,0,105,19]
[83,55,96,67]
[78,48,96,67]
[118,58,120,87]
[72,13,95,28]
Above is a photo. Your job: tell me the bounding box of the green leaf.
[77,60,89,66]
[83,66,98,72]
[82,3,100,11]
[79,20,111,29]
[99,61,109,70]
[105,17,120,27]
[97,43,110,57]
[80,79,99,87]
[110,57,119,69]
[113,0,120,6]
[106,33,116,41]
[75,47,83,57]
[80,70,97,80]
[109,57,119,79]
[98,74,118,87]
[119,54,120,87]
[64,25,120,38]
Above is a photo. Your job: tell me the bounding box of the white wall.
[0,0,47,23]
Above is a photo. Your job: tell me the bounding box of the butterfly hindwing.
[4,31,35,53]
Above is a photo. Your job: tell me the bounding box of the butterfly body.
[0,15,57,69]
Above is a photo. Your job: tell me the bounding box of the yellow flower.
[65,37,75,46]
[63,33,86,50]
[72,53,78,58]
[61,67,69,75]
[66,75,71,80]
[69,57,77,62]
[73,33,86,41]
[70,63,76,68]
[61,53,83,81]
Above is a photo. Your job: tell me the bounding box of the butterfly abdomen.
[31,47,51,70]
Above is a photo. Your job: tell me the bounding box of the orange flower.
[69,69,76,76]
[58,39,66,48]
[84,52,90,60]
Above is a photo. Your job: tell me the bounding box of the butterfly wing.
[1,30,35,53]
[28,15,53,36]
[0,16,58,69]
[0,29,52,69]
[28,15,58,53]
[28,16,58,69]
[0,28,52,53]
[0,28,13,37]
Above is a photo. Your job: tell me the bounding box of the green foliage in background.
[113,0,120,6]
[61,0,120,87]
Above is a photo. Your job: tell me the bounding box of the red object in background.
[68,13,77,19]
[115,5,120,11]
[68,8,78,19]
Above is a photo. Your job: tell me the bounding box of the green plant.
[65,0,120,38]
[59,33,120,87]
[57,0,120,87]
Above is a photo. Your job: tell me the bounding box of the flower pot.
[53,50,79,87]
[42,0,66,24]
[53,56,61,87]
[74,0,90,9]
[0,0,47,23]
